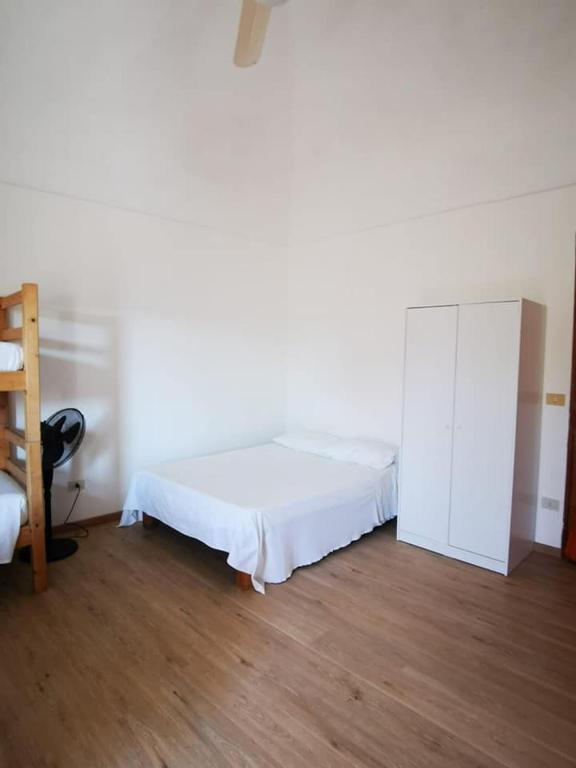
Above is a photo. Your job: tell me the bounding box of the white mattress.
[120,443,397,593]
[0,342,23,372]
[0,470,27,564]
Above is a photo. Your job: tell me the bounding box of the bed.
[0,341,24,372]
[0,470,27,564]
[120,433,398,593]
[0,283,47,592]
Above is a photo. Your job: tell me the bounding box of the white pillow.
[323,438,397,470]
[273,431,342,457]
[273,431,397,470]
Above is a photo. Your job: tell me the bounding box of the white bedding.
[0,470,27,564]
[120,443,397,593]
[0,342,23,372]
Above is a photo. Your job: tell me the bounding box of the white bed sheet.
[0,342,23,372]
[0,470,27,564]
[120,443,397,593]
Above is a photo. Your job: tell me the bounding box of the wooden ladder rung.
[3,427,26,448]
[0,327,23,341]
[0,290,23,310]
[0,371,26,391]
[15,525,32,549]
[5,458,26,486]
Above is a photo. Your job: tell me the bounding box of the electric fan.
[21,408,86,563]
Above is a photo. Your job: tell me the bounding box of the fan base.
[20,537,78,563]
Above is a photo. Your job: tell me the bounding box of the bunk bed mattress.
[120,443,397,593]
[0,342,24,372]
[0,470,27,564]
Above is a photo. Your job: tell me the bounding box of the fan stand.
[20,460,78,564]
[45,537,78,561]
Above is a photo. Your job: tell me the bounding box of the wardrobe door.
[399,306,458,543]
[449,302,520,561]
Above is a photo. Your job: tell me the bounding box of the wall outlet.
[541,496,560,511]
[67,480,85,492]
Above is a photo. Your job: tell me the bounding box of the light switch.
[546,393,566,407]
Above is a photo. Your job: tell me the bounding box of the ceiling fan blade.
[234,0,272,68]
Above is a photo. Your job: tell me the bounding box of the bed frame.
[0,283,47,593]
[142,513,252,591]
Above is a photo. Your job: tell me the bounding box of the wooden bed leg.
[142,513,159,530]
[235,570,252,591]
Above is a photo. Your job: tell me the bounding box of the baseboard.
[53,511,121,534]
[533,542,562,559]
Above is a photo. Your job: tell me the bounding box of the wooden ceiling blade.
[234,0,288,68]
[234,0,272,68]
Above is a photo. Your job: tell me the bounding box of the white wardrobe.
[398,299,545,574]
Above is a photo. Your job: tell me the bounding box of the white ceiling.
[0,0,574,243]
[290,0,576,240]
[0,0,293,242]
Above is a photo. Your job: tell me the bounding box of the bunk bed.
[0,283,46,592]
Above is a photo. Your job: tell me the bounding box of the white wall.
[0,184,288,523]
[1,1,575,546]
[0,0,291,523]
[282,0,576,547]
[285,186,576,547]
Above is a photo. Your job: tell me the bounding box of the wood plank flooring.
[1,521,575,768]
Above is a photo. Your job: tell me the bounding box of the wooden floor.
[1,522,576,768]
